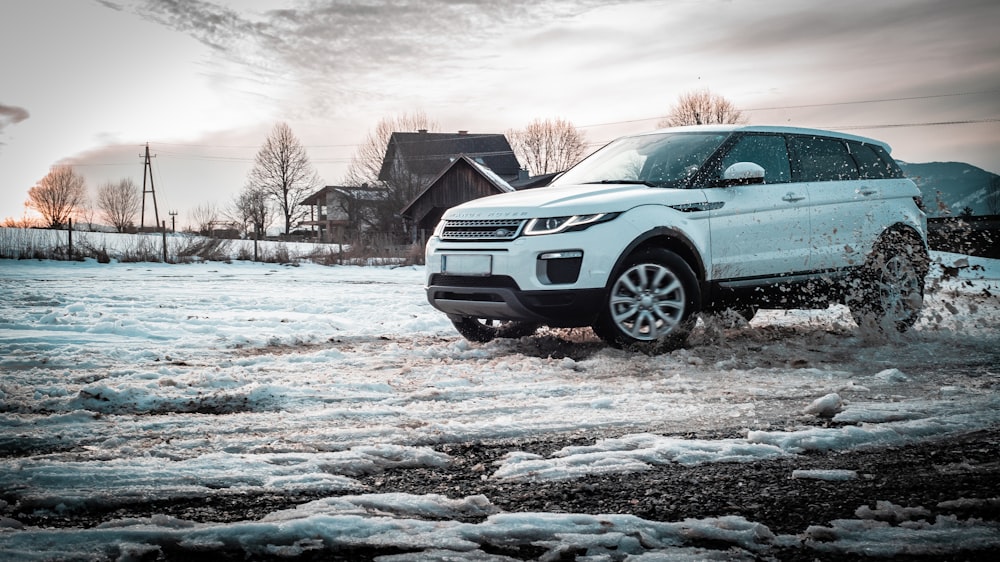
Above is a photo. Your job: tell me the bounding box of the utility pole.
[168,210,178,233]
[140,143,160,231]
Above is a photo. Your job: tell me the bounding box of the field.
[1,252,998,560]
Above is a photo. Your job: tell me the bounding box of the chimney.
[458,130,468,135]
[417,129,427,134]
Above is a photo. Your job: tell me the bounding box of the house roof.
[378,131,520,181]
[399,154,514,218]
[300,185,388,206]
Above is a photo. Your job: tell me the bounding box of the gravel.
[13,426,999,561]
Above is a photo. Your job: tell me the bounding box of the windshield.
[552,132,730,188]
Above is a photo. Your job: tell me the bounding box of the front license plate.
[442,254,492,276]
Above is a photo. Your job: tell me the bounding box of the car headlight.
[524,213,619,235]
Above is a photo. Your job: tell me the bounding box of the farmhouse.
[379,130,521,185]
[299,184,388,242]
[299,129,560,241]
[400,154,517,235]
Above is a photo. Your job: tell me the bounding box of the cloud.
[120,0,615,115]
[693,0,1000,93]
[0,104,30,146]
[0,104,30,129]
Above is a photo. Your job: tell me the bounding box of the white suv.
[425,125,929,353]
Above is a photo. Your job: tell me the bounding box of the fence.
[0,226,425,266]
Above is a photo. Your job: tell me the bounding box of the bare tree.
[27,166,87,228]
[190,203,219,235]
[247,122,320,234]
[657,89,746,128]
[343,111,438,187]
[507,118,587,176]
[96,178,140,233]
[343,111,439,238]
[77,201,98,231]
[230,185,272,239]
[2,210,41,228]
[332,186,390,237]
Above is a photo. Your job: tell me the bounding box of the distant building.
[379,130,521,185]
[389,131,562,238]
[400,155,517,236]
[310,129,560,242]
[299,184,388,242]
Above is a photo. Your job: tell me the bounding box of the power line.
[579,117,999,150]
[62,91,1000,168]
[830,118,1000,131]
[577,116,662,129]
[155,141,359,149]
[743,90,1000,112]
[154,132,507,150]
[576,90,1000,129]
[77,90,1000,162]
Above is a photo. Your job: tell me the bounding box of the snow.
[798,500,1000,558]
[1,250,999,559]
[803,392,845,418]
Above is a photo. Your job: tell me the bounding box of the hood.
[442,183,708,220]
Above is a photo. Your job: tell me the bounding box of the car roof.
[643,124,893,153]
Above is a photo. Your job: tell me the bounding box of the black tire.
[450,316,540,343]
[593,247,700,354]
[848,230,929,333]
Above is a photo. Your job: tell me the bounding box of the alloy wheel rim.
[609,263,685,341]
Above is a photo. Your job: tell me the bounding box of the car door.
[705,133,811,280]
[789,136,868,272]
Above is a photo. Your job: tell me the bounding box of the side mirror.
[720,162,765,186]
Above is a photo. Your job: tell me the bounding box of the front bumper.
[426,273,604,326]
[424,224,626,326]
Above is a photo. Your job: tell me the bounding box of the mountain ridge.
[897,160,999,217]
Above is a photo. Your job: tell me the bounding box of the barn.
[400,154,516,236]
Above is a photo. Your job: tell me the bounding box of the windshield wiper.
[587,179,658,187]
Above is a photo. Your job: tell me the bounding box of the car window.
[712,134,791,184]
[791,136,860,182]
[552,132,729,188]
[869,144,905,178]
[848,141,892,179]
[639,134,731,185]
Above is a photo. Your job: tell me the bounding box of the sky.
[2,0,999,228]
[1,246,999,558]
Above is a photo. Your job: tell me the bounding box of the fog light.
[540,250,584,260]
[537,250,584,284]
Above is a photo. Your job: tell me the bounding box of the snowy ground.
[1,252,998,560]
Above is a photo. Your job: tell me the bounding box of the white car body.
[425,125,928,352]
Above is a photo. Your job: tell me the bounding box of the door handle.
[856,187,878,196]
[782,192,805,202]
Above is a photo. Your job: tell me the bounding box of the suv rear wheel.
[593,247,700,354]
[848,230,929,333]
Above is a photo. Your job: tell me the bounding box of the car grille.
[429,274,520,289]
[440,219,526,241]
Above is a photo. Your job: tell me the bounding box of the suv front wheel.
[593,247,700,354]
